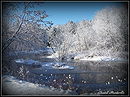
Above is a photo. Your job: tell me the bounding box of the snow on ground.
[15,59,74,70]
[15,59,40,64]
[51,62,74,69]
[2,75,75,95]
[15,59,42,68]
[52,65,74,69]
[79,56,127,62]
[46,52,59,58]
[47,51,127,62]
[73,52,127,62]
[42,62,74,70]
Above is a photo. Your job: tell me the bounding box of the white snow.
[48,51,127,62]
[15,59,74,70]
[15,59,25,63]
[2,75,75,95]
[15,59,40,64]
[80,56,112,61]
[52,65,74,70]
[73,53,86,60]
[42,62,74,70]
[74,55,127,62]
[46,52,59,58]
[15,59,41,66]
[46,51,127,62]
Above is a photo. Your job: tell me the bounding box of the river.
[3,51,128,95]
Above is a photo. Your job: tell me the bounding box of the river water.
[3,52,128,95]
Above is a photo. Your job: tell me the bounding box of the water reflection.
[6,58,128,95]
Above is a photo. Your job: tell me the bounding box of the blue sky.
[38,2,126,25]
[4,2,126,26]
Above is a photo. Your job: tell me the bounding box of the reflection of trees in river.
[4,59,128,95]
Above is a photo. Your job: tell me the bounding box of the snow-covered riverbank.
[15,59,75,70]
[8,48,128,63]
[2,75,76,95]
[79,56,127,62]
[46,51,127,62]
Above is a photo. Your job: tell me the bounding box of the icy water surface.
[5,56,127,95]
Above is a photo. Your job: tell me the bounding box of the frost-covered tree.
[51,6,128,60]
[2,2,53,75]
[2,2,53,52]
[48,28,72,61]
[76,20,97,52]
[92,6,128,58]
